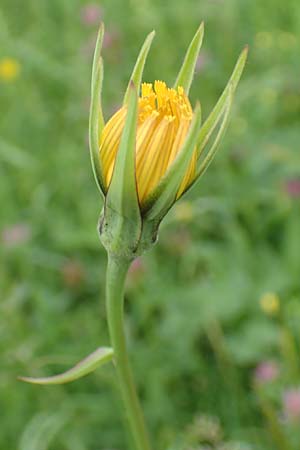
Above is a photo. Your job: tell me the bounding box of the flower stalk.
[106,254,152,450]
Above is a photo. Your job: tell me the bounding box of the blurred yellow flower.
[0,57,20,81]
[100,81,196,205]
[260,292,280,316]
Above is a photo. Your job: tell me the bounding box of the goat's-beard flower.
[89,23,247,259]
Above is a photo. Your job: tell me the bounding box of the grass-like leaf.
[18,347,113,385]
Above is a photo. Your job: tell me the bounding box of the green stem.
[106,253,152,450]
[256,386,291,450]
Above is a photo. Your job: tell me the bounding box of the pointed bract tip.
[194,21,204,39]
[195,21,204,37]
[98,22,105,33]
[144,30,156,47]
[241,45,249,57]
[17,376,34,383]
[237,46,249,68]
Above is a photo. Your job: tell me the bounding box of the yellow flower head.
[260,292,280,316]
[89,24,247,257]
[0,58,20,82]
[100,81,195,204]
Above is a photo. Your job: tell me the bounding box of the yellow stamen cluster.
[100,81,197,205]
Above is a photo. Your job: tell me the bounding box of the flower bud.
[89,23,247,259]
[100,81,196,205]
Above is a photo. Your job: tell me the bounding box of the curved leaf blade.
[89,24,105,195]
[18,347,114,385]
[123,30,155,104]
[196,46,248,153]
[196,85,233,179]
[91,23,105,130]
[174,22,204,94]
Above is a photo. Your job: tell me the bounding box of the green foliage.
[1,0,300,449]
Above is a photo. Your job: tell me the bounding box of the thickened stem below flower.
[105,254,152,450]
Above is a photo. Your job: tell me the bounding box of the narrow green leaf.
[196,85,233,180]
[174,22,204,94]
[91,23,105,134]
[106,83,141,223]
[91,24,104,93]
[123,30,155,105]
[89,24,105,195]
[144,103,202,221]
[18,347,113,385]
[196,46,248,152]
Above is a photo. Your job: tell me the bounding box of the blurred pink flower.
[284,178,300,198]
[283,388,300,421]
[103,29,120,49]
[128,258,145,281]
[80,4,102,26]
[1,223,31,247]
[126,258,146,289]
[254,361,279,384]
[195,51,210,73]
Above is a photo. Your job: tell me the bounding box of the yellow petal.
[99,81,197,203]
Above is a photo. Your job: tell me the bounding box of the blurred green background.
[1,0,300,449]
